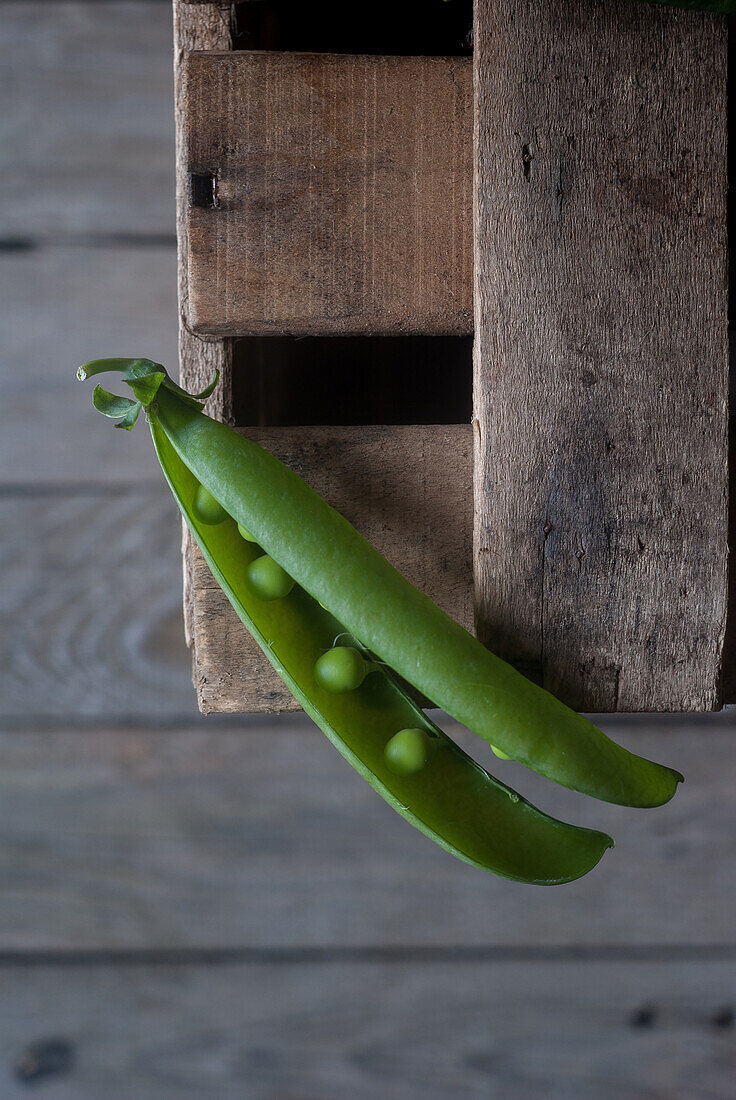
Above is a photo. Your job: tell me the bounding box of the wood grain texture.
[0,2,176,239]
[173,0,233,647]
[189,424,473,712]
[0,246,177,485]
[0,721,733,951]
[0,0,178,491]
[0,489,199,725]
[473,0,728,712]
[183,51,472,336]
[5,7,733,1095]
[0,959,734,1098]
[173,0,232,418]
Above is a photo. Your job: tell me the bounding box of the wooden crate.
[175,0,729,713]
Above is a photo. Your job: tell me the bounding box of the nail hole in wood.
[190,172,219,210]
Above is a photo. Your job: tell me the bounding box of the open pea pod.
[78,358,681,815]
[151,418,613,883]
[152,399,680,809]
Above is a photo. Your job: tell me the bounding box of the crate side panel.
[473,0,728,711]
[184,52,472,337]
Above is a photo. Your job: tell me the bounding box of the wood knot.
[14,1039,75,1083]
[629,1005,657,1029]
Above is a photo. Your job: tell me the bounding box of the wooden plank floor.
[0,3,734,1097]
[0,723,734,952]
[1,960,734,1099]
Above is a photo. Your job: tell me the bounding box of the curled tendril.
[78,358,219,427]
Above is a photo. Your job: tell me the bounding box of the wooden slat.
[174,0,232,418]
[0,959,733,1097]
[183,51,472,336]
[473,0,728,711]
[0,246,178,485]
[189,424,473,712]
[0,2,175,239]
[0,489,198,725]
[174,0,234,649]
[1,722,734,950]
[0,6,178,485]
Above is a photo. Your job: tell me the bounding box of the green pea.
[192,484,228,525]
[491,745,512,761]
[245,554,294,600]
[384,727,430,776]
[314,646,367,694]
[238,523,257,542]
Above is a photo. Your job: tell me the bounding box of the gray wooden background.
[0,3,734,1097]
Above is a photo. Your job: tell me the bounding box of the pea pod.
[166,426,618,881]
[155,394,679,809]
[78,359,681,875]
[82,358,682,807]
[78,358,620,883]
[79,358,681,808]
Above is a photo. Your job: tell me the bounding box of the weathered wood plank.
[0,959,733,1098]
[0,722,733,950]
[173,0,233,647]
[0,246,178,485]
[184,52,472,336]
[0,489,199,724]
[189,424,473,712]
[0,2,175,239]
[173,0,232,416]
[473,0,728,711]
[0,6,179,485]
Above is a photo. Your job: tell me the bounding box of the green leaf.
[127,371,164,406]
[191,371,220,401]
[114,402,142,430]
[78,358,220,410]
[92,385,139,419]
[91,385,142,429]
[161,370,220,408]
[125,359,165,381]
[77,358,164,383]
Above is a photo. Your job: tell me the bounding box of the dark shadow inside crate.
[231,336,472,427]
[231,0,473,56]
